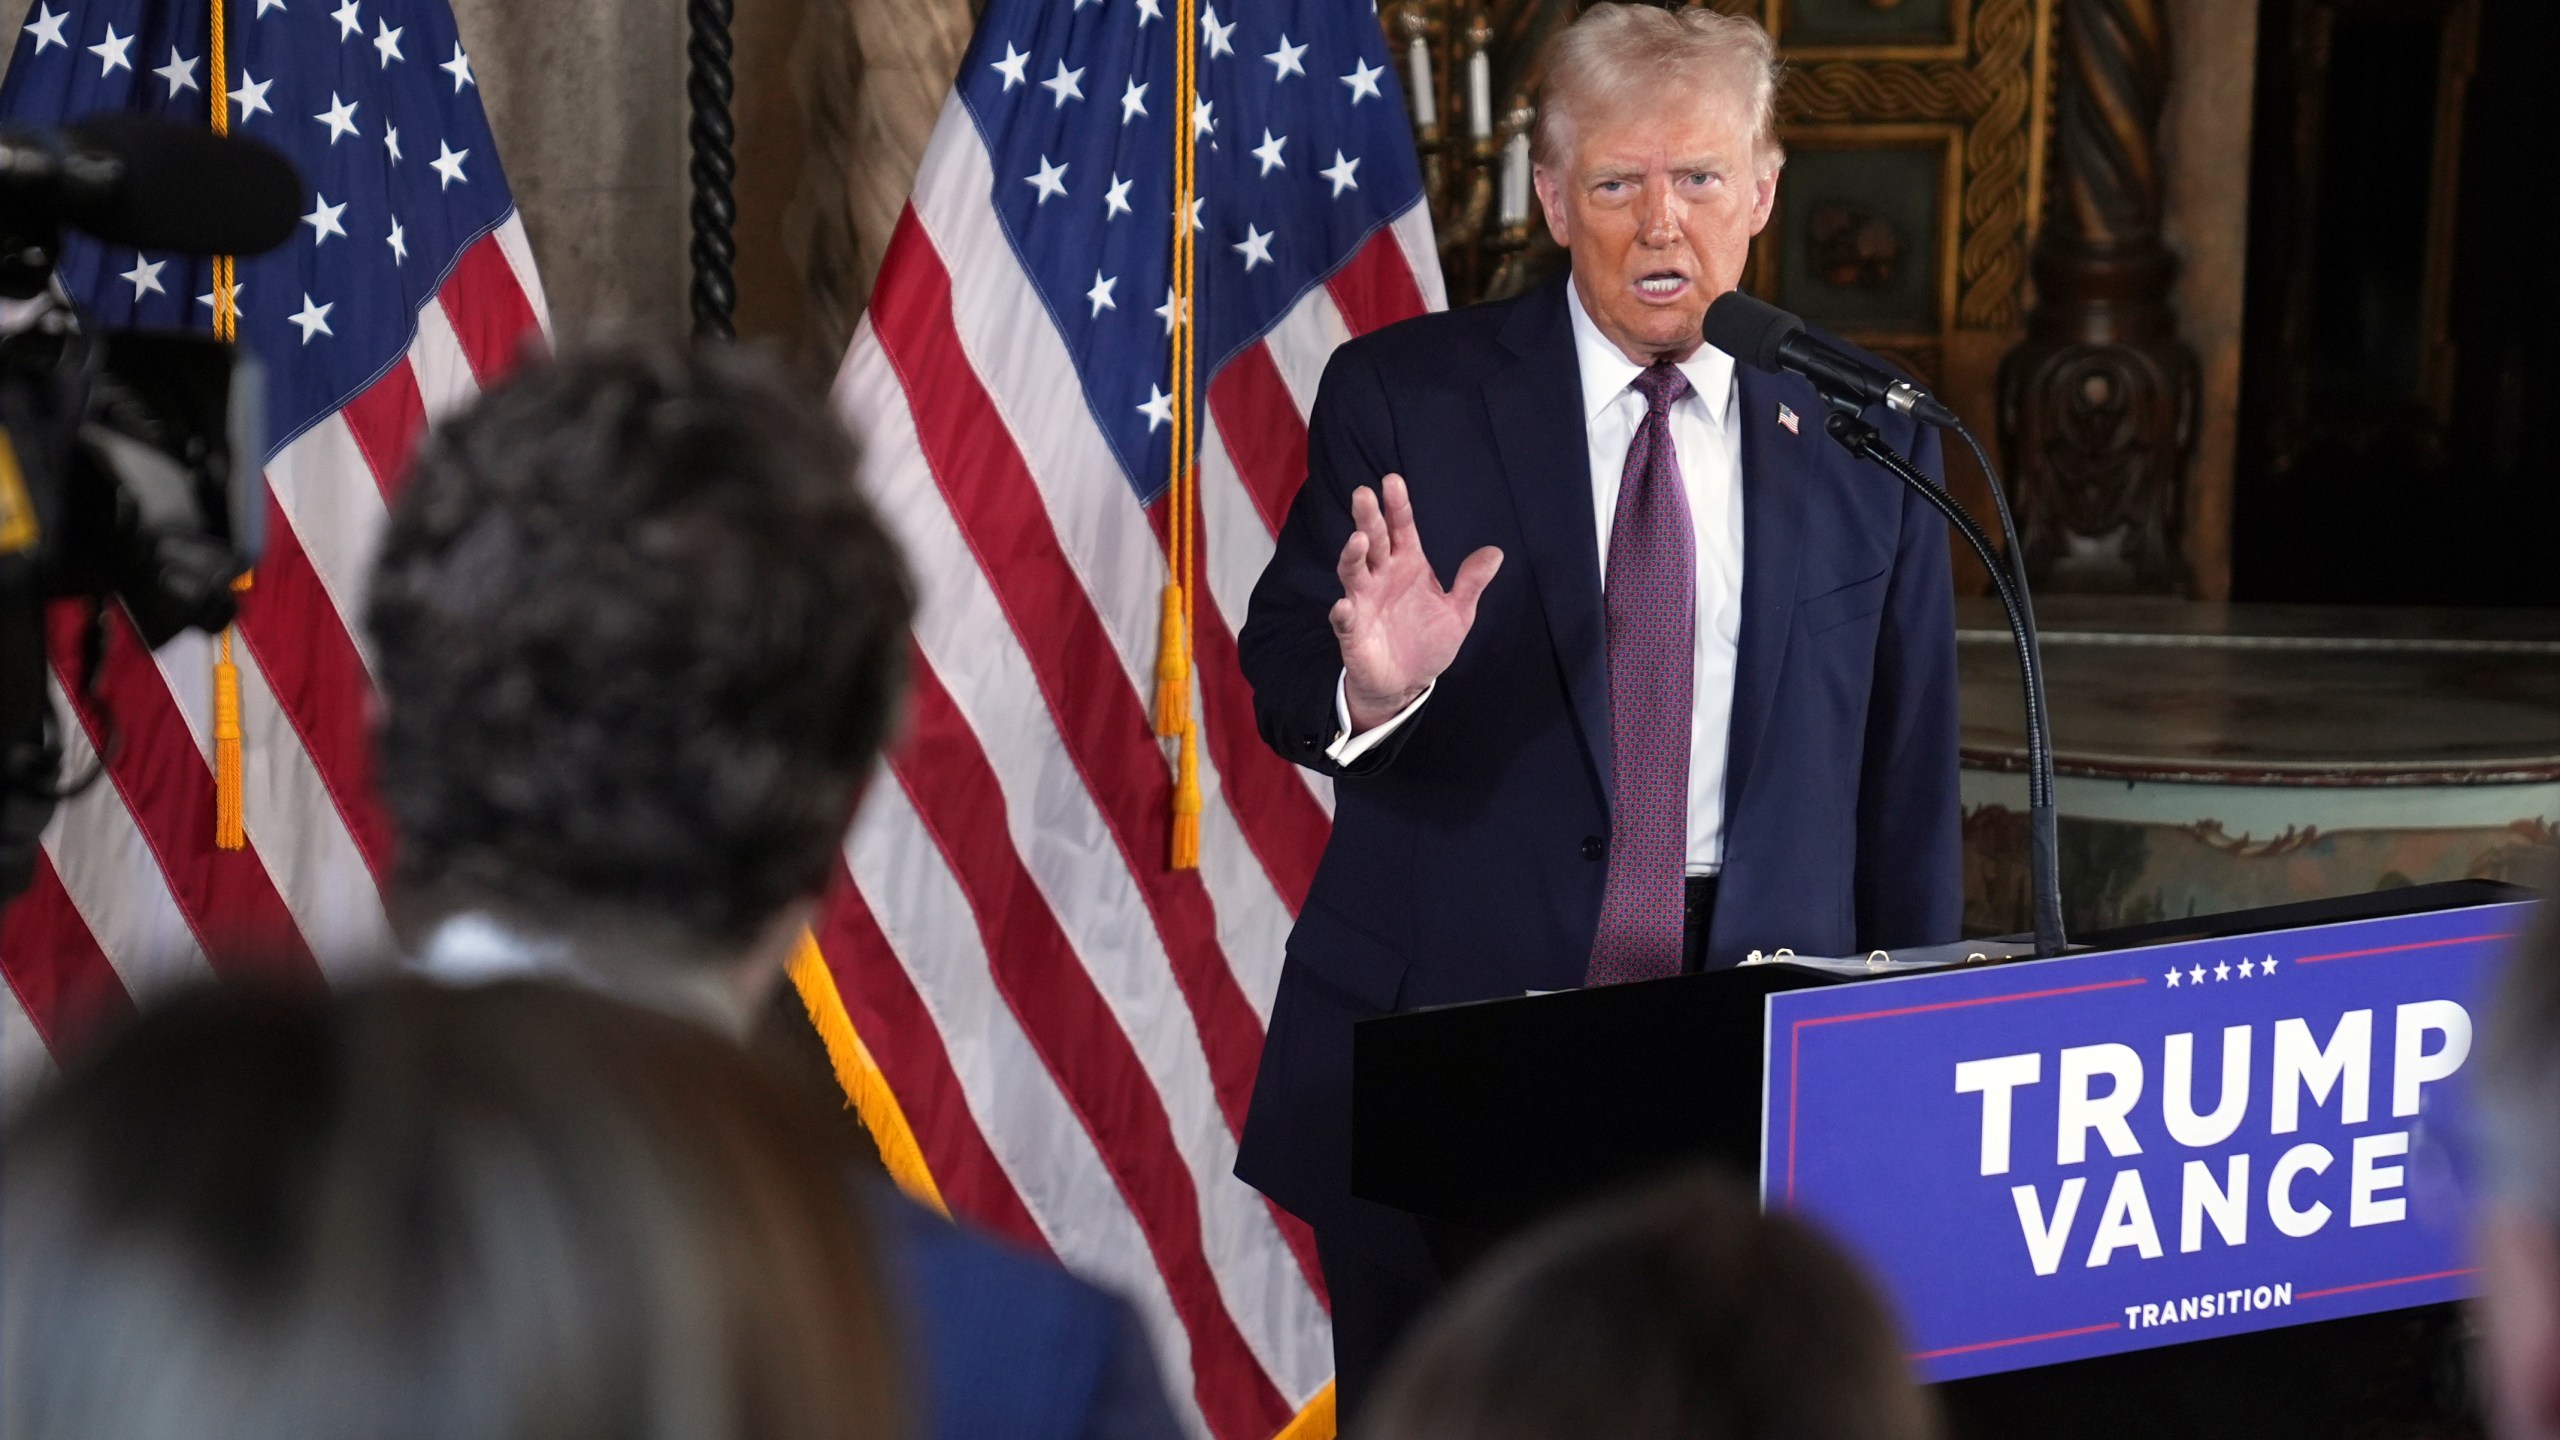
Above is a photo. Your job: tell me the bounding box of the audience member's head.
[365,341,913,994]
[1364,1169,1937,1440]
[2474,902,2560,1438]
[1,980,902,1440]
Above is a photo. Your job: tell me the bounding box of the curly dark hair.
[365,343,913,949]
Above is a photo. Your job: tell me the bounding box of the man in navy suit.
[1234,3,1961,1417]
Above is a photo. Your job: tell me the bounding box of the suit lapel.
[1723,367,1810,818]
[1482,275,1610,805]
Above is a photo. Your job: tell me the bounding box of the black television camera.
[1,113,301,903]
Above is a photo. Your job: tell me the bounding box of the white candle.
[1467,49,1491,140]
[1406,35,1435,129]
[1500,130,1530,224]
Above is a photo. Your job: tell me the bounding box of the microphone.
[1701,290,1959,428]
[0,113,303,256]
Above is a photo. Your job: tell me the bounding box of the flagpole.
[687,0,737,339]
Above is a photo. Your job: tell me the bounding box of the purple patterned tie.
[1586,362,1695,985]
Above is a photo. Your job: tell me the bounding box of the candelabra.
[1385,0,1577,305]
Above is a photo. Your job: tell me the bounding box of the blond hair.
[1533,4,1785,176]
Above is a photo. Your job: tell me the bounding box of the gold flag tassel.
[1153,584,1189,736]
[1171,720,1202,870]
[208,0,249,850]
[213,619,245,850]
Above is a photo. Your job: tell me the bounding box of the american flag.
[814,0,1439,1432]
[0,0,547,1099]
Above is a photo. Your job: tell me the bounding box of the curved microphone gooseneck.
[1702,291,2067,959]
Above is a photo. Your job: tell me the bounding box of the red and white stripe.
[818,95,1440,1439]
[0,215,551,1109]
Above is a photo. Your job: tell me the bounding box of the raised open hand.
[1330,473,1503,734]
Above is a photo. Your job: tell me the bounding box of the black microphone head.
[1700,290,1803,373]
[63,113,303,256]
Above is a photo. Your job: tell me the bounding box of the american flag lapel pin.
[1777,402,1800,434]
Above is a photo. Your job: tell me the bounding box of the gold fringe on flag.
[788,933,948,1215]
[1273,1385,1337,1440]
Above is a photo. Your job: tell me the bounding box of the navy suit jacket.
[1231,272,1962,1232]
[874,1185,1185,1440]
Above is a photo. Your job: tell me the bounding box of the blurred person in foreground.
[1363,1170,1938,1440]
[2474,900,2560,1439]
[362,342,1182,1440]
[2,980,900,1440]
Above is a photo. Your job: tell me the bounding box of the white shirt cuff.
[1325,671,1435,765]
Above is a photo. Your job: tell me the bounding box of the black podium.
[1350,879,2528,1440]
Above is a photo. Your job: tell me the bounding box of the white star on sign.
[2262,955,2278,973]
[431,141,470,189]
[1156,286,1187,334]
[1086,270,1117,318]
[989,42,1029,90]
[2164,968,2180,988]
[386,219,408,263]
[119,256,166,301]
[330,0,362,40]
[373,17,404,66]
[384,125,403,163]
[27,5,68,52]
[1040,59,1085,108]
[2189,965,2205,985]
[1233,223,1274,271]
[88,25,133,77]
[1137,384,1174,432]
[1199,5,1235,57]
[1191,97,1215,139]
[1023,154,1068,203]
[232,72,275,121]
[1321,149,1362,197]
[1341,57,1384,104]
[2237,959,2255,977]
[1103,174,1133,220]
[1119,78,1148,124]
[289,292,335,344]
[440,42,475,92]
[314,93,361,145]
[1135,0,1161,24]
[1251,129,1288,176]
[1264,34,1307,80]
[197,279,245,311]
[302,194,349,244]
[154,48,201,95]
[2213,960,2230,981]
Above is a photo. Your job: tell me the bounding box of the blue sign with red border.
[1762,902,2530,1381]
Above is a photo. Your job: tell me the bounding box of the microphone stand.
[1820,405,2068,959]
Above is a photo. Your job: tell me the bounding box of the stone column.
[1997,0,2200,593]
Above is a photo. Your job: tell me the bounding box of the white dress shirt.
[1327,281,1746,874]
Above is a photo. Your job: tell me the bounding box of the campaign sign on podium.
[1762,901,2532,1382]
